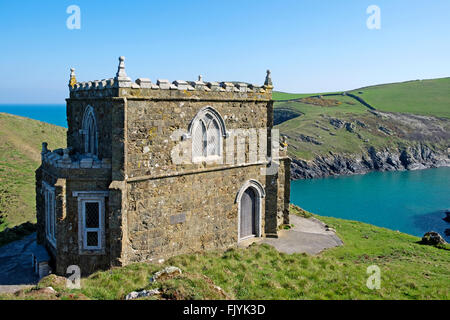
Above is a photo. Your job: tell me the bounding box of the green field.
[274,77,450,118]
[273,92,315,101]
[349,78,450,118]
[3,206,448,300]
[273,78,450,161]
[0,113,66,230]
[273,91,339,101]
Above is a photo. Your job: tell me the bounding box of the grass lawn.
[0,113,66,229]
[4,207,449,300]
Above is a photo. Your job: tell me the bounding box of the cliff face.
[275,103,450,180]
[291,144,450,180]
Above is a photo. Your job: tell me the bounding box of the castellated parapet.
[36,56,290,276]
[69,56,273,100]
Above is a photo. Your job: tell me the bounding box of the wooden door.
[240,187,256,238]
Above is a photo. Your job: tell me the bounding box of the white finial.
[114,56,132,87]
[116,56,128,78]
[198,75,203,82]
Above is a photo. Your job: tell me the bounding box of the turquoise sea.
[1,104,449,240]
[0,104,67,128]
[291,168,450,241]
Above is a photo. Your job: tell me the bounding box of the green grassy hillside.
[274,78,450,161]
[0,113,66,230]
[273,91,339,101]
[3,206,449,300]
[349,78,450,118]
[274,77,450,118]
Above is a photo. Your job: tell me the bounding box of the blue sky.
[0,0,449,103]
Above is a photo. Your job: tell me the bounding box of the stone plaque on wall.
[170,213,186,225]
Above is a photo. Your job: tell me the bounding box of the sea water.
[291,167,450,241]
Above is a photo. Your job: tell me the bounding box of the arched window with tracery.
[189,107,227,162]
[81,106,98,156]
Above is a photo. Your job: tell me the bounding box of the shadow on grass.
[0,222,39,286]
[0,222,36,248]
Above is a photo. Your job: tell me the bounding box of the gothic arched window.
[81,106,98,156]
[189,107,227,163]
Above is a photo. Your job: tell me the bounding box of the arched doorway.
[236,180,265,241]
[240,187,257,239]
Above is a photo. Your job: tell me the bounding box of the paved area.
[0,233,40,294]
[240,215,343,254]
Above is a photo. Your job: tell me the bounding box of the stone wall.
[125,97,270,179]
[262,157,291,235]
[36,161,115,275]
[122,95,289,263]
[125,164,269,264]
[66,99,116,160]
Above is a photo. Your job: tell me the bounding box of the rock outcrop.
[421,231,447,246]
[443,211,450,223]
[291,143,450,180]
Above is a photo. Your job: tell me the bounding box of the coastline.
[290,143,450,180]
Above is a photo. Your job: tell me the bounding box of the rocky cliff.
[290,143,450,179]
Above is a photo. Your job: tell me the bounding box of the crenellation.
[191,76,206,90]
[41,149,112,170]
[106,78,115,89]
[173,80,188,90]
[157,79,170,89]
[136,78,152,88]
[207,82,220,91]
[236,82,248,92]
[68,57,271,100]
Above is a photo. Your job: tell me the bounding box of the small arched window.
[189,107,226,162]
[82,106,98,156]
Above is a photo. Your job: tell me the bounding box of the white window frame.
[42,181,56,248]
[73,191,108,254]
[81,199,103,250]
[187,106,228,163]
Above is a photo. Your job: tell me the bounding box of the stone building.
[35,57,291,275]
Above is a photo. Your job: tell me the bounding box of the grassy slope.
[0,113,66,230]
[4,207,449,300]
[274,77,450,118]
[275,97,379,160]
[349,78,450,118]
[274,78,450,160]
[273,91,344,101]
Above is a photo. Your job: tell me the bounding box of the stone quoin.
[35,56,291,275]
